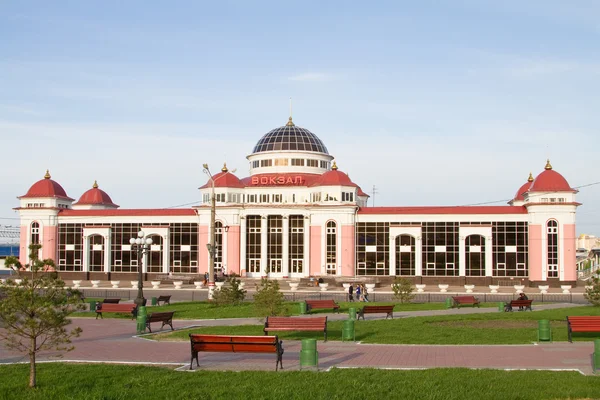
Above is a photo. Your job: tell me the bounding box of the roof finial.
[44,169,51,179]
[221,162,228,173]
[331,161,338,170]
[545,159,552,170]
[286,97,295,126]
[527,172,534,182]
[93,180,98,189]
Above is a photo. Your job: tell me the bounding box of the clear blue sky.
[1,1,599,235]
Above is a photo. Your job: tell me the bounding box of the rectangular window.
[274,158,288,166]
[320,160,328,169]
[247,194,257,203]
[307,159,318,167]
[252,160,259,168]
[272,194,282,203]
[260,159,272,167]
[291,158,304,166]
[260,194,269,203]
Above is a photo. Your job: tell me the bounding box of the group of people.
[348,283,369,302]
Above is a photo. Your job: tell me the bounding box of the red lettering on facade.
[250,175,305,185]
[286,177,294,184]
[269,177,277,184]
[251,177,259,185]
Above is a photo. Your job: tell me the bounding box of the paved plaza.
[0,302,596,375]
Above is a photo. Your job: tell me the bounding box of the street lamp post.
[129,230,153,333]
[202,163,235,300]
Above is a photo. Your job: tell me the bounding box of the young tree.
[0,244,84,388]
[584,271,600,306]
[391,277,416,303]
[253,278,286,317]
[212,275,247,306]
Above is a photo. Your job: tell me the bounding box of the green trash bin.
[348,307,356,320]
[445,298,453,309]
[88,300,97,313]
[342,319,355,342]
[538,319,552,342]
[299,302,307,315]
[594,339,600,371]
[498,302,505,312]
[300,338,318,369]
[151,297,158,306]
[136,306,147,334]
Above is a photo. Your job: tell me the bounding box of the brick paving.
[0,303,596,375]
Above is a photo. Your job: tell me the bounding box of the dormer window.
[342,192,354,202]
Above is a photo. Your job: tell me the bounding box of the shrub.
[253,278,286,317]
[584,272,600,306]
[392,277,415,303]
[212,276,247,306]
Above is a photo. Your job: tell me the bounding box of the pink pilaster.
[310,225,321,276]
[562,224,576,281]
[340,225,355,277]
[226,226,240,275]
[199,225,209,273]
[528,224,543,281]
[19,226,27,264]
[42,226,57,261]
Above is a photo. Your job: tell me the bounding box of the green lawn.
[73,300,496,319]
[153,306,600,344]
[1,363,599,400]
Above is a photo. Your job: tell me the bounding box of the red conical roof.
[513,173,534,201]
[529,160,574,192]
[75,181,119,207]
[310,162,358,187]
[199,164,245,189]
[19,170,73,200]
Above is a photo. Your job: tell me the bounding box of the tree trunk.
[29,337,36,388]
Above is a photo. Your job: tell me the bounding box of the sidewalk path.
[0,303,595,375]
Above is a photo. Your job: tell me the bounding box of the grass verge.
[1,363,599,400]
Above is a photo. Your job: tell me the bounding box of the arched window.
[326,221,337,275]
[30,222,40,245]
[547,220,558,278]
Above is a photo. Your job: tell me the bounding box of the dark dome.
[252,117,329,154]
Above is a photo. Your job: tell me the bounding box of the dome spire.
[286,97,295,126]
[331,161,338,170]
[93,180,98,189]
[528,172,534,182]
[44,169,51,179]
[545,159,553,170]
[221,163,228,172]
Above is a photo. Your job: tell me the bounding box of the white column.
[389,235,396,276]
[282,216,289,277]
[82,236,90,273]
[303,216,310,277]
[104,235,111,273]
[261,216,268,275]
[485,236,493,276]
[459,236,466,276]
[415,236,423,276]
[240,217,247,274]
[162,235,169,274]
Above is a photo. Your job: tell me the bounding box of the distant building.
[14,116,580,285]
[0,244,19,270]
[577,234,600,252]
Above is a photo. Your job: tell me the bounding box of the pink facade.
[310,225,321,275]
[340,225,355,276]
[42,225,57,261]
[226,226,241,275]
[19,226,27,264]
[528,224,543,281]
[563,224,577,281]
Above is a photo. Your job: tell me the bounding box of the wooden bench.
[305,299,340,314]
[357,305,395,320]
[156,295,171,306]
[264,316,328,341]
[95,303,137,319]
[567,316,600,342]
[452,296,480,308]
[145,311,175,333]
[189,334,283,371]
[504,299,533,312]
[102,298,121,304]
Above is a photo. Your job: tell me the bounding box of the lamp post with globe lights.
[202,163,236,300]
[129,230,153,333]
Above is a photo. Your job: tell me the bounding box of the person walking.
[356,284,362,302]
[363,285,370,302]
[348,284,354,302]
